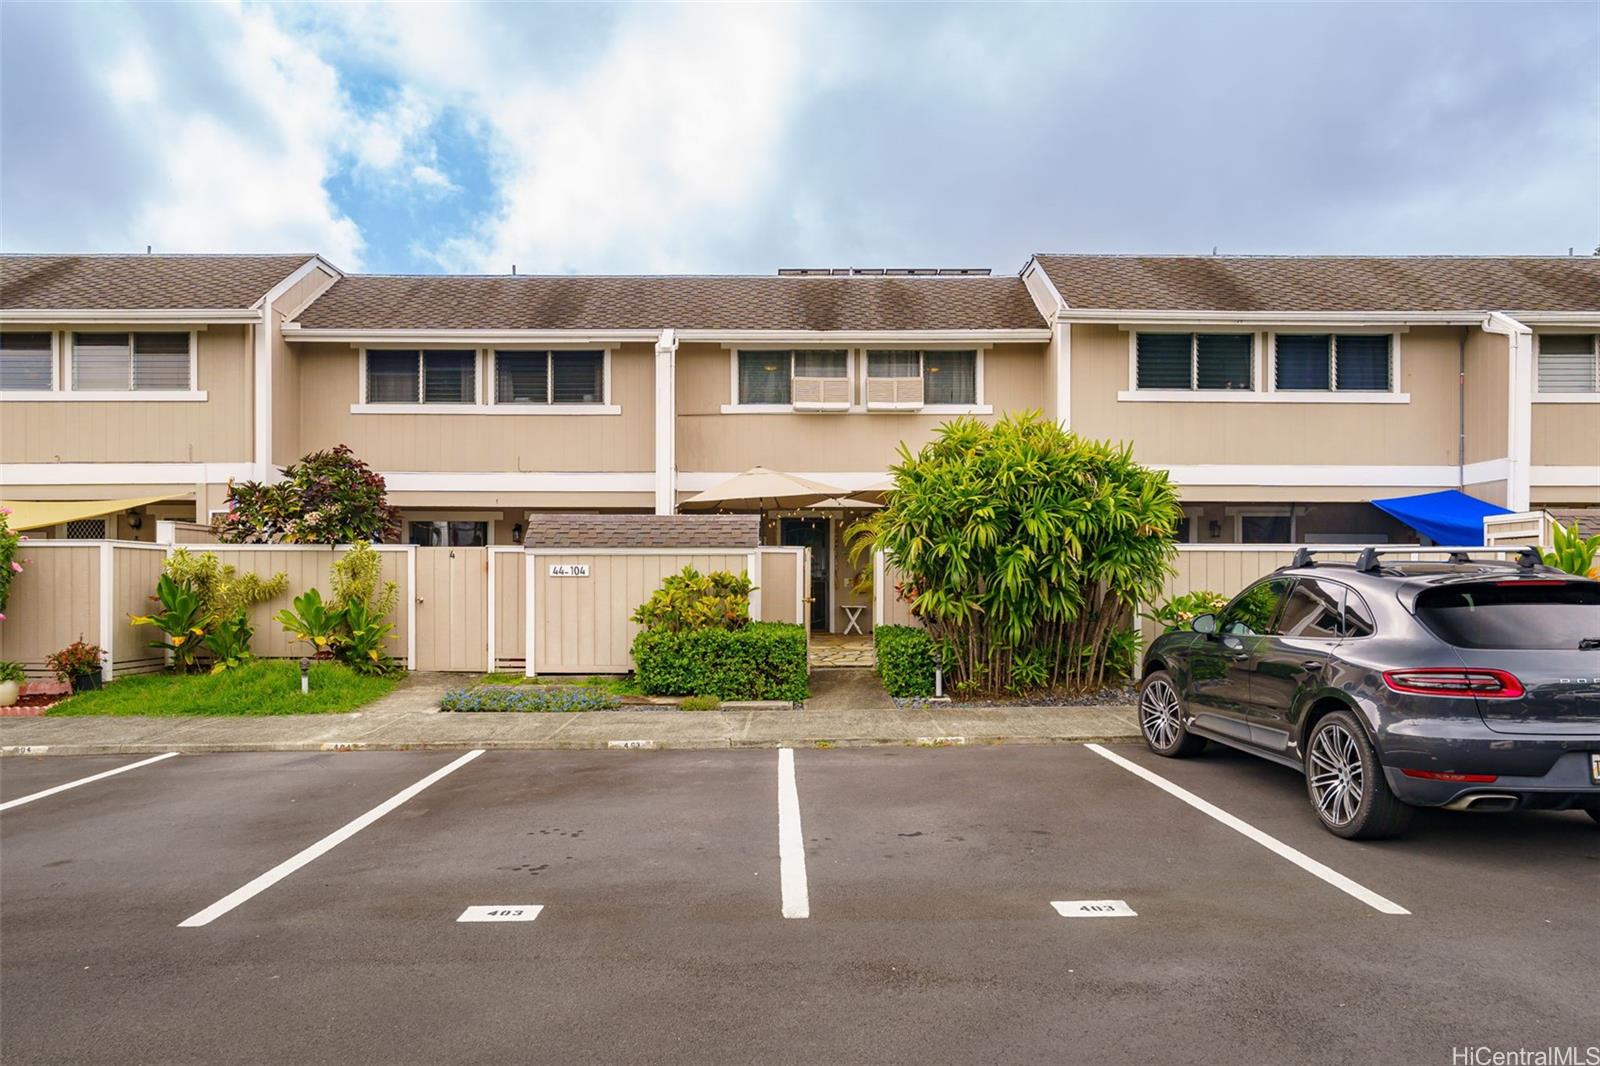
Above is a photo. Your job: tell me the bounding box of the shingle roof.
[525,514,761,550]
[1551,509,1600,540]
[292,273,1045,332]
[0,254,316,310]
[1033,255,1600,313]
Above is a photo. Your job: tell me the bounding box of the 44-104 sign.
[548,564,590,578]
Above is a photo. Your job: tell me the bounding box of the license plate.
[1592,753,1600,785]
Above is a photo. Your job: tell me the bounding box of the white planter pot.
[0,680,19,708]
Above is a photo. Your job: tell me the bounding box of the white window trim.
[720,346,991,414]
[352,347,620,415]
[1230,505,1298,544]
[1118,328,1409,403]
[3,330,206,401]
[1532,331,1600,404]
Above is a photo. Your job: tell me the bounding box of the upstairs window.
[493,350,605,405]
[366,349,476,404]
[1275,334,1393,392]
[1135,333,1252,391]
[1,332,53,390]
[865,349,977,404]
[1536,334,1599,394]
[735,350,849,406]
[737,351,793,404]
[71,332,191,391]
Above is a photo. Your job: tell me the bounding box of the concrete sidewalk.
[0,701,1138,756]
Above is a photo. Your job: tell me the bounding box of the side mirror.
[1191,613,1217,635]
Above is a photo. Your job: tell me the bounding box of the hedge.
[441,686,621,713]
[875,625,937,697]
[632,622,808,702]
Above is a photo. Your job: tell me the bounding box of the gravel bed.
[894,684,1137,710]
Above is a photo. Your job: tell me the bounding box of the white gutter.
[672,328,1052,343]
[0,308,262,324]
[654,328,679,515]
[1055,308,1501,326]
[1482,311,1534,512]
[280,326,662,345]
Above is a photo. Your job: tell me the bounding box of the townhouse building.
[3,251,1597,632]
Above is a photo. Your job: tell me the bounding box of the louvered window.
[71,332,191,391]
[551,351,603,403]
[1275,334,1392,392]
[366,350,477,404]
[0,332,53,390]
[492,351,604,404]
[1136,333,1252,390]
[738,351,793,404]
[1537,334,1599,393]
[495,352,548,403]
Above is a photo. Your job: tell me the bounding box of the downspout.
[653,329,679,515]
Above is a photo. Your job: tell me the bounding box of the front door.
[780,518,830,631]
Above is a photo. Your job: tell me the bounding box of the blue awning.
[1371,489,1512,546]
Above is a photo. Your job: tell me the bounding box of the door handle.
[1302,660,1324,671]
[1227,652,1249,662]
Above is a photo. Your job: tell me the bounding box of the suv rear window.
[1414,581,1600,650]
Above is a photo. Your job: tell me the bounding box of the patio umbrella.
[806,497,882,510]
[680,467,848,511]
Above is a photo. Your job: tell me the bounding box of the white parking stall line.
[1085,743,1410,916]
[179,749,484,928]
[777,747,810,919]
[0,752,180,812]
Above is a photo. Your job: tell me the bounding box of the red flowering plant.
[0,504,25,622]
[215,446,400,544]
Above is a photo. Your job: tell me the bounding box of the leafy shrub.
[441,686,621,713]
[0,660,25,684]
[1542,521,1600,579]
[679,694,722,711]
[274,588,344,657]
[162,548,287,626]
[47,640,102,682]
[630,567,754,633]
[0,504,23,621]
[850,412,1180,695]
[874,625,937,697]
[1146,590,1229,632]
[340,600,397,675]
[632,622,807,702]
[201,613,256,673]
[130,574,208,672]
[215,445,400,544]
[332,541,398,618]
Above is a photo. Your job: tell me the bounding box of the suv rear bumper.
[1382,751,1600,809]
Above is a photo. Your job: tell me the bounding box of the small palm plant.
[273,588,345,658]
[1541,521,1600,579]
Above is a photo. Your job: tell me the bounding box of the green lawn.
[48,660,396,717]
[476,672,643,696]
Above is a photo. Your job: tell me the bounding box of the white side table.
[841,604,867,635]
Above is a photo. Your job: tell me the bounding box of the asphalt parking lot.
[2,745,1596,1066]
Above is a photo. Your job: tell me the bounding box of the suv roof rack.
[1278,545,1547,575]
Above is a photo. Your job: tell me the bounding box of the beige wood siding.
[675,342,1048,474]
[271,267,338,465]
[1531,402,1600,468]
[1068,323,1462,466]
[757,548,804,625]
[112,545,168,675]
[875,555,921,629]
[1463,327,1510,464]
[492,549,527,670]
[0,544,100,678]
[1,325,253,463]
[292,342,655,472]
[531,552,751,673]
[413,546,487,672]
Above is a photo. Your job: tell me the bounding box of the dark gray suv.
[1137,548,1600,838]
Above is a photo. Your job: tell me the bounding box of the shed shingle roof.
[1034,255,1600,313]
[0,254,316,310]
[292,273,1045,332]
[524,514,760,550]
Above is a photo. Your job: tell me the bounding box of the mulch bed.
[1,692,65,716]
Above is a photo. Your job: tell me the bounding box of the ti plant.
[273,588,345,658]
[201,612,256,674]
[130,574,209,672]
[1541,521,1600,579]
[339,600,396,675]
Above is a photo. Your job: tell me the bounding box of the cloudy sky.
[2,2,1595,275]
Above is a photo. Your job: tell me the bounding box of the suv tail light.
[1382,668,1525,699]
[1400,768,1500,783]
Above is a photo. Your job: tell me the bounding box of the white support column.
[524,551,538,678]
[654,328,679,515]
[1054,317,1072,431]
[97,542,115,683]
[405,546,417,671]
[1484,312,1534,512]
[747,550,761,621]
